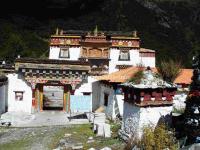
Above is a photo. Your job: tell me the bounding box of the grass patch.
[0,137,31,150]
[50,124,125,150]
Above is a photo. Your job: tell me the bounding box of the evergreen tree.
[184,53,200,144]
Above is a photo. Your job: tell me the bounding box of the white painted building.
[49,31,156,74]
[3,30,156,114]
[7,74,32,113]
[121,102,173,139]
[49,46,81,61]
[118,69,177,140]
[92,81,124,120]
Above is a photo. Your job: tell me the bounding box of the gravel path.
[0,126,70,150]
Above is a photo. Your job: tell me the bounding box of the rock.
[64,133,72,137]
[88,136,93,140]
[87,140,95,143]
[31,131,35,136]
[88,148,96,150]
[104,124,111,138]
[53,147,61,150]
[59,139,66,146]
[96,123,104,136]
[100,147,111,150]
[72,145,83,150]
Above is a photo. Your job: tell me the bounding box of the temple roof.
[15,58,89,65]
[15,58,90,71]
[97,66,193,85]
[51,30,140,38]
[140,48,155,53]
[121,69,176,89]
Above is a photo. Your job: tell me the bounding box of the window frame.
[118,50,130,61]
[14,91,24,101]
[59,47,70,58]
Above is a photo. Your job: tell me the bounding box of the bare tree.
[157,59,182,83]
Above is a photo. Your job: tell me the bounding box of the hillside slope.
[0,0,200,67]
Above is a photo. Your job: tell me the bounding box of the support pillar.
[31,83,36,113]
[63,85,67,112]
[39,85,43,111]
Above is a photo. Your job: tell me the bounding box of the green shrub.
[129,69,144,84]
[124,124,178,150]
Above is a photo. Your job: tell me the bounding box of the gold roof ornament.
[87,31,91,36]
[133,30,137,37]
[60,29,63,35]
[56,27,59,35]
[94,25,98,36]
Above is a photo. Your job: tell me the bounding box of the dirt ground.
[0,124,125,150]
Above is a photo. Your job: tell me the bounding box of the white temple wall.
[139,106,173,129]
[49,46,81,60]
[92,83,124,119]
[109,48,140,73]
[122,102,141,137]
[139,57,155,68]
[116,94,124,116]
[122,101,173,138]
[74,76,97,95]
[7,74,32,113]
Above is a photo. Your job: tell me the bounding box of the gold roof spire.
[56,27,59,35]
[94,25,98,36]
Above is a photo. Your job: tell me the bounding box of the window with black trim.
[59,47,70,58]
[118,50,130,61]
[14,91,24,101]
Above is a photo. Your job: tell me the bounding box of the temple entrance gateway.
[15,58,90,113]
[43,86,64,110]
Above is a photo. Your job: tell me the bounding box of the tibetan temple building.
[0,28,156,114]
[49,29,155,75]
[119,67,177,139]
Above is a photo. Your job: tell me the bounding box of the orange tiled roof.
[174,69,193,85]
[140,48,155,53]
[96,66,157,83]
[97,67,193,85]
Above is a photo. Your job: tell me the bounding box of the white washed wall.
[139,106,173,129]
[49,46,81,60]
[116,94,124,116]
[74,76,97,95]
[92,83,124,119]
[7,74,32,113]
[109,48,140,73]
[139,57,155,67]
[122,102,141,137]
[122,101,173,138]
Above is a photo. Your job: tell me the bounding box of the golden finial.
[60,29,63,35]
[94,25,98,36]
[133,30,137,37]
[56,27,59,35]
